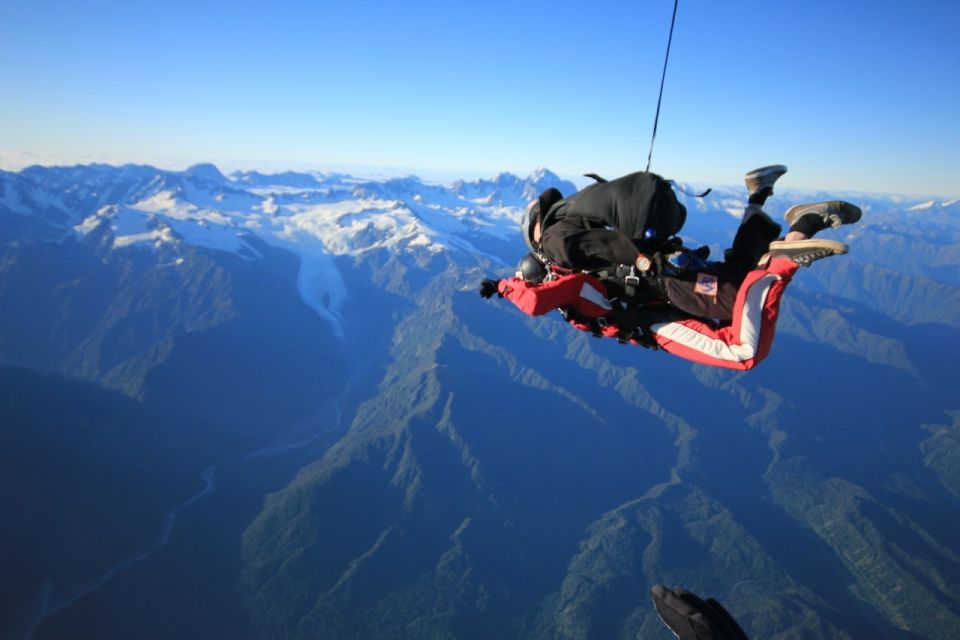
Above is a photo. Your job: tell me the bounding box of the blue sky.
[1,0,958,196]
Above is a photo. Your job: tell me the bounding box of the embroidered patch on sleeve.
[694,273,719,297]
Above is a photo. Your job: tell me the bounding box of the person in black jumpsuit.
[524,167,856,322]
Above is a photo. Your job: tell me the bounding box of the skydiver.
[516,165,861,321]
[478,166,862,369]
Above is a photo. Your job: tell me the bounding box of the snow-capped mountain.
[2,163,580,261]
[1,164,578,336]
[5,163,957,314]
[4,162,959,341]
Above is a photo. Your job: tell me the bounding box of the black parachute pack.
[543,171,688,246]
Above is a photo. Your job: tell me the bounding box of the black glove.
[479,279,501,299]
[650,585,749,640]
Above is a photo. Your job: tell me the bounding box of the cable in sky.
[645,0,680,173]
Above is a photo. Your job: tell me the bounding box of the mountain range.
[1,163,958,640]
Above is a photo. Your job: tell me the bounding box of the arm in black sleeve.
[541,218,641,269]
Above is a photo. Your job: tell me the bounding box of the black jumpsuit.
[538,172,781,321]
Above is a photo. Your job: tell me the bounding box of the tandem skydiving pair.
[479,165,861,370]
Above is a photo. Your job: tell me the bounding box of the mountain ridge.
[2,162,959,640]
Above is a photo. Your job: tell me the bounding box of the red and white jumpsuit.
[497,257,798,370]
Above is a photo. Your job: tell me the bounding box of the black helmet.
[517,253,548,284]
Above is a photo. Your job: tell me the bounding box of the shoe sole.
[784,201,862,228]
[769,238,848,253]
[745,164,788,179]
[745,164,788,192]
[767,239,848,267]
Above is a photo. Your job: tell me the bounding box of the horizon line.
[1,151,956,202]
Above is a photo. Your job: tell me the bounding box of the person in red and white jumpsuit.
[480,166,861,370]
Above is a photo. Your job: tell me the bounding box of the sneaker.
[745,164,788,197]
[784,200,862,230]
[765,239,848,267]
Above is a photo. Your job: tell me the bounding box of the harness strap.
[559,301,674,351]
[592,264,646,298]
[668,180,712,198]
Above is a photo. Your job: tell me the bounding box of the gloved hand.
[650,585,748,640]
[479,279,502,299]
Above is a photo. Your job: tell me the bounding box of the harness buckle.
[624,275,641,286]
